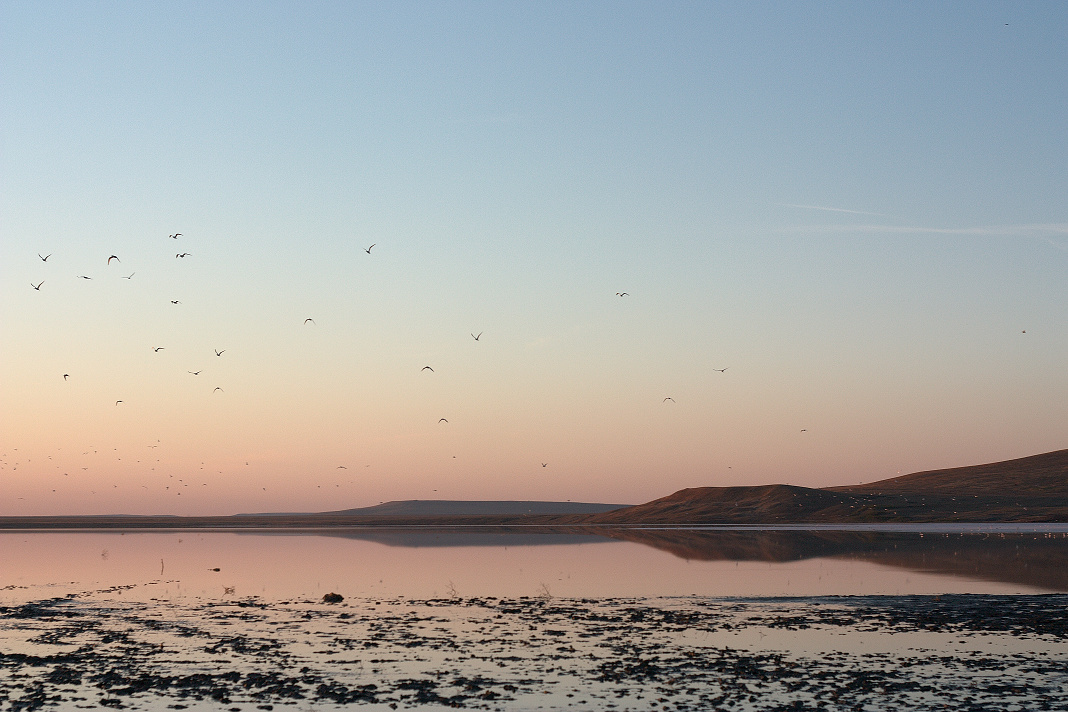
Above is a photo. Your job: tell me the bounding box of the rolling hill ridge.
[582,448,1068,524]
[0,448,1065,527]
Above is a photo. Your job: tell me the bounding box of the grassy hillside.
[828,448,1068,497]
[583,449,1068,524]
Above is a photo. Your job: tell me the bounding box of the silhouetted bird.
[213,387,223,393]
[39,253,51,262]
[472,332,482,340]
[107,255,120,264]
[422,366,434,372]
[169,233,182,239]
[153,347,165,352]
[63,374,69,381]
[31,281,44,291]
[215,349,225,356]
[713,367,729,373]
[77,275,92,280]
[542,463,548,467]
[438,418,448,423]
[123,273,135,279]
[304,318,315,325]
[616,292,629,296]
[171,300,180,304]
[663,397,675,403]
[115,400,123,406]
[176,253,191,258]
[188,371,201,375]
[364,244,375,254]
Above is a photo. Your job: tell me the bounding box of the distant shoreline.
[4,519,1068,532]
[4,447,1066,527]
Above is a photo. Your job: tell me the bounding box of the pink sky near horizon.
[3,3,1066,516]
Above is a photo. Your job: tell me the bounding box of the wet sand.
[3,586,1068,711]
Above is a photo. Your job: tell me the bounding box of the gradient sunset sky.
[2,2,1066,516]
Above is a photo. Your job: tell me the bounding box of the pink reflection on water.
[1,529,1054,605]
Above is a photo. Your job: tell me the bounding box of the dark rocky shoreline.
[3,590,1068,711]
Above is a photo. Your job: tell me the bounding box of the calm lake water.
[4,524,1067,603]
[5,525,1068,711]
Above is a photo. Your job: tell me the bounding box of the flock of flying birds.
[31,237,234,404]
[17,233,739,507]
[18,235,395,502]
[29,236,725,416]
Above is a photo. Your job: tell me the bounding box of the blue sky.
[2,2,1066,515]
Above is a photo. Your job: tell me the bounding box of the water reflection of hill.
[250,527,614,548]
[257,527,1068,591]
[591,528,1068,592]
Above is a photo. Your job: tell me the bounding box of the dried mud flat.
[2,587,1068,711]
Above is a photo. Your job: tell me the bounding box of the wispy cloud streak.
[784,223,1068,237]
[780,203,887,217]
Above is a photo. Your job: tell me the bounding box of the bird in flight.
[115,400,123,406]
[213,387,223,393]
[39,253,51,262]
[304,318,315,325]
[169,233,182,239]
[107,255,120,265]
[438,418,448,423]
[616,292,629,296]
[800,429,807,432]
[123,273,135,280]
[170,300,181,305]
[31,281,44,291]
[215,349,225,356]
[176,253,191,258]
[713,367,729,373]
[364,244,375,254]
[77,275,92,280]
[188,371,201,375]
[471,332,482,341]
[153,347,165,352]
[541,463,548,467]
[663,397,675,403]
[337,465,347,469]
[63,374,70,381]
[421,366,434,372]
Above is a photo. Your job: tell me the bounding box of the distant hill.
[583,485,860,525]
[2,449,1065,528]
[584,448,1068,524]
[326,500,629,517]
[827,448,1068,497]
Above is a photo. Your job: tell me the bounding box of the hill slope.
[827,448,1068,497]
[584,485,861,524]
[584,449,1068,524]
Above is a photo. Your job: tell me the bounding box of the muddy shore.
[3,588,1067,711]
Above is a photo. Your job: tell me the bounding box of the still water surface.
[4,524,1067,603]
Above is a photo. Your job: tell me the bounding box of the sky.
[2,1,1066,516]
